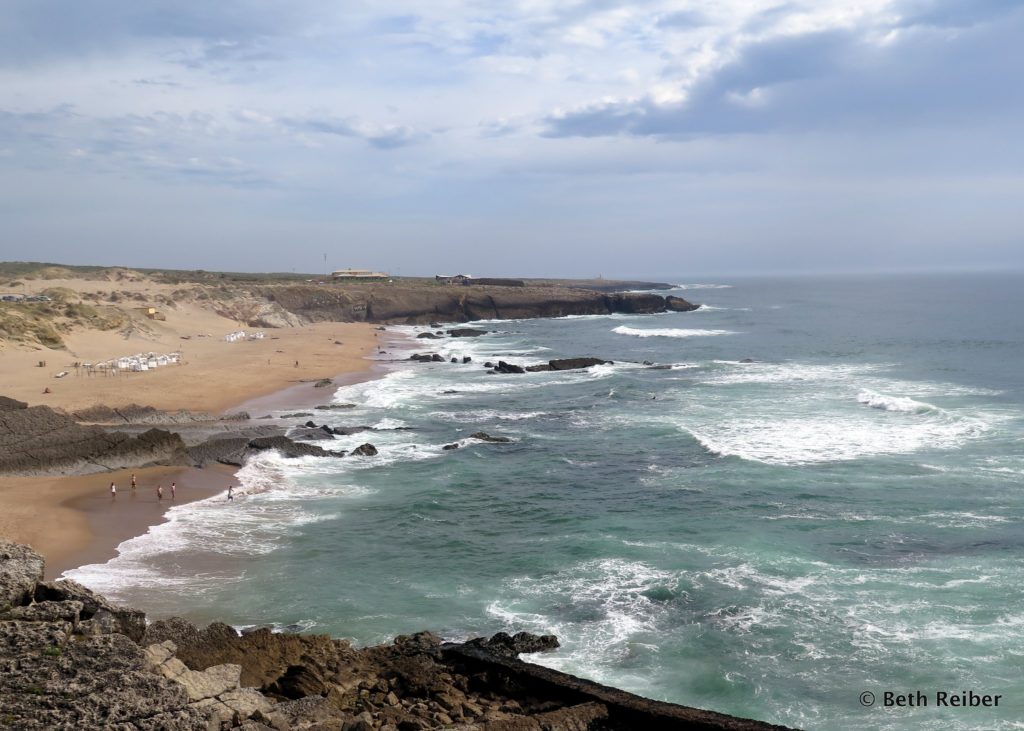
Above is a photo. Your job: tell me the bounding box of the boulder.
[35,578,146,642]
[446,328,488,338]
[0,541,45,609]
[469,432,511,443]
[462,356,472,364]
[416,333,440,339]
[313,378,333,388]
[442,443,459,451]
[350,443,378,457]
[494,361,525,374]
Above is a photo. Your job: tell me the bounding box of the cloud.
[544,1,1024,139]
[286,115,427,150]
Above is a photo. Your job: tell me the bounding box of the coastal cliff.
[263,284,697,326]
[1,540,795,730]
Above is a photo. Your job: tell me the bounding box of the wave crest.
[612,326,736,338]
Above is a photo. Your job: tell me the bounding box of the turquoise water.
[70,273,1024,730]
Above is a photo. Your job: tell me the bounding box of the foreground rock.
[0,540,797,730]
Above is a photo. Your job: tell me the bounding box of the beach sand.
[0,465,234,579]
[0,303,381,414]
[0,319,403,579]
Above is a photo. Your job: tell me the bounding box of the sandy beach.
[0,316,394,580]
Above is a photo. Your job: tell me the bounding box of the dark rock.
[305,420,318,428]
[316,403,358,410]
[313,378,333,388]
[331,426,374,436]
[248,436,341,459]
[467,631,560,658]
[462,356,472,364]
[483,362,494,368]
[416,332,440,339]
[350,443,378,457]
[223,411,251,421]
[0,396,28,411]
[429,322,442,328]
[446,328,488,338]
[643,360,653,366]
[648,364,672,370]
[739,358,755,363]
[494,361,525,374]
[290,428,335,442]
[442,390,459,395]
[549,357,609,371]
[442,443,459,451]
[430,354,444,362]
[280,412,314,418]
[451,357,458,363]
[666,295,700,312]
[469,432,511,443]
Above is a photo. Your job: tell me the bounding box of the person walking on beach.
[157,484,164,501]
[170,482,176,500]
[110,482,116,497]
[130,473,137,490]
[227,485,234,501]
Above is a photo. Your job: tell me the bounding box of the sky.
[1,0,1022,278]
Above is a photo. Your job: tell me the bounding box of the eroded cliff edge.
[261,283,698,326]
[1,540,796,730]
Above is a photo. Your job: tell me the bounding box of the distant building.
[332,268,389,281]
[435,274,472,285]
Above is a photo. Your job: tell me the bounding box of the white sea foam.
[857,389,939,414]
[686,411,989,465]
[673,283,733,289]
[612,326,736,338]
[486,558,678,685]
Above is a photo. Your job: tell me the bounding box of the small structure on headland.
[332,268,389,281]
[435,273,472,285]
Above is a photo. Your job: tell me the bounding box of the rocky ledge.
[1,540,795,730]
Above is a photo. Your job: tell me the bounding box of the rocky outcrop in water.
[186,435,346,467]
[0,540,796,731]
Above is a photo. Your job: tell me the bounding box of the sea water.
[69,273,1024,730]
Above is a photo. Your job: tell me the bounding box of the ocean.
[68,272,1024,730]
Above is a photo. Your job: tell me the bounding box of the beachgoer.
[227,485,234,501]
[294,360,299,368]
[130,473,137,490]
[110,482,116,497]
[170,482,176,500]
[157,484,163,500]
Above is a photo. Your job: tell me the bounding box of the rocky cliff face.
[0,540,796,731]
[0,404,188,476]
[264,284,696,325]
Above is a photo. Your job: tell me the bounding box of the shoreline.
[0,324,407,582]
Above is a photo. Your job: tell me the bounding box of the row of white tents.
[80,351,183,374]
[224,330,266,342]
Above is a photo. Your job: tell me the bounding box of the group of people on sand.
[109,474,176,500]
[109,474,237,502]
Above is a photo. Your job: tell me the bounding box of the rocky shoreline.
[1,540,795,730]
